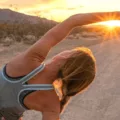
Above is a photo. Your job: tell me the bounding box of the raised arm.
[71,11,120,26]
[25,11,120,62]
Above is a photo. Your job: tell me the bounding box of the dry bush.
[0,20,57,46]
[1,36,14,46]
[80,32,97,38]
[23,35,36,45]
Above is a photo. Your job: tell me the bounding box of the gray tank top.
[0,63,54,120]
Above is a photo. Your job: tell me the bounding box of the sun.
[85,13,120,42]
[91,20,120,41]
[100,20,120,29]
[99,21,120,40]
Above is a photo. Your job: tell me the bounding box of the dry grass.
[0,21,57,46]
[0,22,106,46]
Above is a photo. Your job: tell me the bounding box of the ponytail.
[60,95,70,113]
[60,79,71,113]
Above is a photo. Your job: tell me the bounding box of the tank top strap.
[20,63,45,84]
[18,84,54,110]
[22,84,54,90]
[18,84,54,101]
[1,63,45,84]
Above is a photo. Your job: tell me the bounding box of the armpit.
[24,50,46,64]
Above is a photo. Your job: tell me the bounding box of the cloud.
[0,0,85,22]
[0,0,56,6]
[0,0,57,10]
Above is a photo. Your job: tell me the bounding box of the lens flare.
[100,20,120,29]
[91,13,120,41]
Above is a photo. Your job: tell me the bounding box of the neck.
[44,58,61,83]
[45,59,64,99]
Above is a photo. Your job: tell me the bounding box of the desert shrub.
[2,36,14,46]
[0,20,57,45]
[23,35,36,45]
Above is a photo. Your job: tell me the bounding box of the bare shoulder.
[42,90,60,120]
[42,90,60,113]
[24,90,60,120]
[5,51,43,77]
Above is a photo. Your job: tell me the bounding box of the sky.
[0,0,120,22]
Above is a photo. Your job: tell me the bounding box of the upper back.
[0,62,61,119]
[24,88,60,112]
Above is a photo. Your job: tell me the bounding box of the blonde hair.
[59,47,96,113]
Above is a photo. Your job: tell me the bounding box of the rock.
[2,37,14,46]
[67,35,74,39]
[23,35,37,44]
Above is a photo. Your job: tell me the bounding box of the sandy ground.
[61,39,120,120]
[0,35,120,120]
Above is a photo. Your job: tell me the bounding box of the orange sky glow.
[0,0,120,26]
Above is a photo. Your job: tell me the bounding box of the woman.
[0,11,119,120]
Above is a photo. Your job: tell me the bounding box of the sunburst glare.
[91,13,120,42]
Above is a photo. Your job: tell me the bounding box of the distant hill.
[0,8,58,24]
